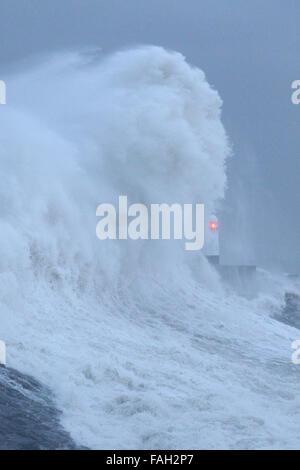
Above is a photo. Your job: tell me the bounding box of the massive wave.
[0,47,299,449]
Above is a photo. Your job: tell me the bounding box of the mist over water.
[1,47,300,449]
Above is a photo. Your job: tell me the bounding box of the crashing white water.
[1,46,300,449]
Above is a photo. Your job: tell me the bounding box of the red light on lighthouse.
[209,221,218,231]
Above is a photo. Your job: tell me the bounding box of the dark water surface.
[275,291,300,329]
[0,365,85,450]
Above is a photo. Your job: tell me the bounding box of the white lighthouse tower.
[204,214,220,264]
